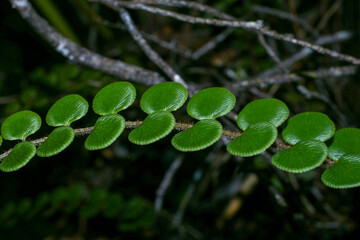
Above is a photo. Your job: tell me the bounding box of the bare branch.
[259,31,352,77]
[119,7,188,88]
[228,65,357,91]
[155,155,184,213]
[316,0,343,31]
[252,5,317,36]
[96,0,263,28]
[95,0,360,65]
[127,0,235,20]
[257,33,288,73]
[192,28,234,60]
[229,74,302,90]
[303,65,358,78]
[9,0,166,86]
[100,19,193,57]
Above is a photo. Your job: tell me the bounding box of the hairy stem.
[0,120,336,168]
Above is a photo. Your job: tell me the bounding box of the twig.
[95,0,360,65]
[192,28,234,60]
[10,0,165,86]
[0,119,338,169]
[229,74,302,90]
[155,155,184,213]
[125,1,237,60]
[316,0,343,31]
[302,65,357,78]
[252,5,317,37]
[172,166,203,227]
[100,19,193,57]
[257,33,288,73]
[125,0,235,20]
[119,7,188,88]
[259,31,352,77]
[228,65,357,91]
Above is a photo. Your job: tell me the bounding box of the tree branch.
[252,5,317,37]
[119,7,188,88]
[259,31,352,77]
[9,0,166,86]
[155,155,184,213]
[95,0,360,65]
[227,65,357,91]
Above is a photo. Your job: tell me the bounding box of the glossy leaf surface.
[140,82,188,114]
[92,82,136,115]
[187,87,235,120]
[129,111,175,145]
[321,153,360,189]
[1,110,41,140]
[37,126,75,157]
[227,122,277,157]
[85,114,125,150]
[282,112,335,145]
[0,142,36,172]
[271,140,328,173]
[328,128,360,161]
[171,119,222,152]
[237,98,289,130]
[46,94,88,126]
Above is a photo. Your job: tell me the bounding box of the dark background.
[0,0,360,239]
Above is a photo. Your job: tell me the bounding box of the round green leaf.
[140,82,188,114]
[0,136,2,146]
[271,140,328,173]
[171,119,223,152]
[0,142,36,172]
[321,153,360,189]
[187,87,235,120]
[282,112,335,145]
[46,94,89,126]
[328,128,360,161]
[85,114,125,150]
[237,98,289,130]
[1,110,41,141]
[92,82,136,115]
[37,126,75,157]
[227,122,277,157]
[129,111,175,145]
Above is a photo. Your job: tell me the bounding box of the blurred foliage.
[0,184,155,238]
[0,0,360,239]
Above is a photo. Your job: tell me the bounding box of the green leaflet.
[1,79,360,189]
[37,126,75,157]
[128,111,175,145]
[282,112,335,145]
[140,82,188,114]
[321,153,360,189]
[327,128,360,161]
[0,142,36,172]
[237,98,289,130]
[1,110,41,141]
[187,87,235,120]
[85,114,125,150]
[46,94,89,126]
[227,122,277,157]
[171,119,223,152]
[92,82,136,115]
[271,140,328,173]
